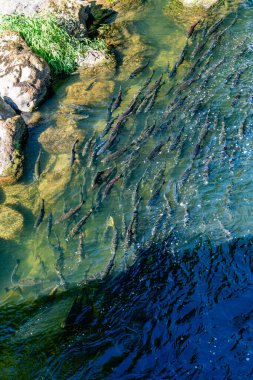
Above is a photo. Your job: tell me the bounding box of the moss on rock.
[0,205,24,239]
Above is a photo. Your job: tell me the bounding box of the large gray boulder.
[0,0,90,19]
[0,98,28,183]
[0,0,47,15]
[0,0,91,30]
[180,0,218,7]
[0,31,51,112]
[77,49,107,67]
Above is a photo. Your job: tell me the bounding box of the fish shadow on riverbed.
[87,3,118,38]
[9,203,35,235]
[0,187,6,204]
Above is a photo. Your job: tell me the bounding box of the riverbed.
[1,0,253,378]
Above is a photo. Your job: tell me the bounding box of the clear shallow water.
[1,0,253,378]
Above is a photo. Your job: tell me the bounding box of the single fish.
[187,20,201,38]
[218,219,232,240]
[102,174,122,201]
[106,96,116,123]
[34,199,45,229]
[238,116,247,137]
[10,259,20,285]
[164,193,172,218]
[55,268,68,289]
[219,120,226,145]
[203,154,213,185]
[47,212,53,239]
[178,164,193,189]
[70,139,79,168]
[56,200,85,224]
[77,232,85,263]
[53,234,65,273]
[38,256,47,277]
[34,148,42,181]
[173,182,180,204]
[151,206,167,238]
[111,226,118,255]
[67,209,93,240]
[192,119,209,159]
[7,278,46,292]
[175,76,199,94]
[148,178,166,206]
[191,40,206,59]
[125,203,139,248]
[169,42,188,78]
[102,147,128,163]
[132,177,144,208]
[85,81,95,91]
[129,60,150,79]
[121,214,127,239]
[142,69,155,88]
[148,141,167,160]
[101,252,116,279]
[229,145,238,171]
[183,58,201,81]
[88,149,97,168]
[181,202,189,228]
[48,286,58,298]
[111,86,123,113]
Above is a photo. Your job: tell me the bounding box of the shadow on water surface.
[1,235,253,379]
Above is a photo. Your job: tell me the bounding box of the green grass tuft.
[0,14,107,75]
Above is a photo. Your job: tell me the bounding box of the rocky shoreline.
[0,0,113,182]
[0,0,221,183]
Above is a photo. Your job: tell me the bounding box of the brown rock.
[0,31,51,112]
[0,98,28,183]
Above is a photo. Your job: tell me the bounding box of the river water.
[1,0,253,378]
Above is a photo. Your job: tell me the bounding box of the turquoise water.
[1,0,253,378]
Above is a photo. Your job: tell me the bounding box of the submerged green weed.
[0,14,107,75]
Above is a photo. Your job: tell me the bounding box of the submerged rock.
[0,205,24,239]
[39,119,84,154]
[0,98,28,183]
[65,75,115,106]
[76,49,107,68]
[38,154,72,202]
[0,31,51,112]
